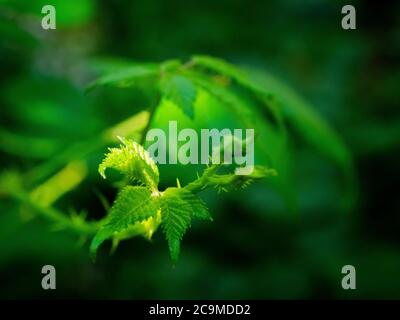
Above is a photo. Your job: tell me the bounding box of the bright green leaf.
[104,186,159,229]
[161,75,197,119]
[90,186,159,260]
[173,188,212,221]
[99,137,159,191]
[160,188,194,263]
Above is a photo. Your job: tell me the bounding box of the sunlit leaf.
[90,186,159,259]
[99,137,159,191]
[161,75,197,119]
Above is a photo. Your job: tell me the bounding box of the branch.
[8,189,100,236]
[184,164,277,194]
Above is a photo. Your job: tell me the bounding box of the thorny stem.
[184,164,221,193]
[9,189,101,235]
[185,164,277,194]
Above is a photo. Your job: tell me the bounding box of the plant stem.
[184,164,221,193]
[10,190,101,235]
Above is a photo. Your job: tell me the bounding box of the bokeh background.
[0,0,399,299]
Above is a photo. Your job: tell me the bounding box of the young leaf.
[166,187,212,221]
[178,189,212,221]
[90,186,159,259]
[161,75,197,119]
[105,186,159,229]
[160,188,194,262]
[99,137,159,191]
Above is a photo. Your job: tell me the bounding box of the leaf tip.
[98,166,107,179]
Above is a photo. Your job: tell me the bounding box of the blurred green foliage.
[0,0,399,299]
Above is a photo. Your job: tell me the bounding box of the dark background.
[0,0,399,299]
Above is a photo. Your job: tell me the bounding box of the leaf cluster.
[91,137,273,262]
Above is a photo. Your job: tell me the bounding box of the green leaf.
[243,68,357,210]
[186,72,263,128]
[183,74,295,209]
[191,55,250,85]
[105,186,159,229]
[90,186,159,259]
[161,75,197,119]
[245,68,352,168]
[99,137,159,191]
[160,59,182,72]
[160,187,211,262]
[191,55,271,99]
[89,228,113,260]
[191,56,355,209]
[191,55,282,117]
[86,64,160,92]
[176,188,212,221]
